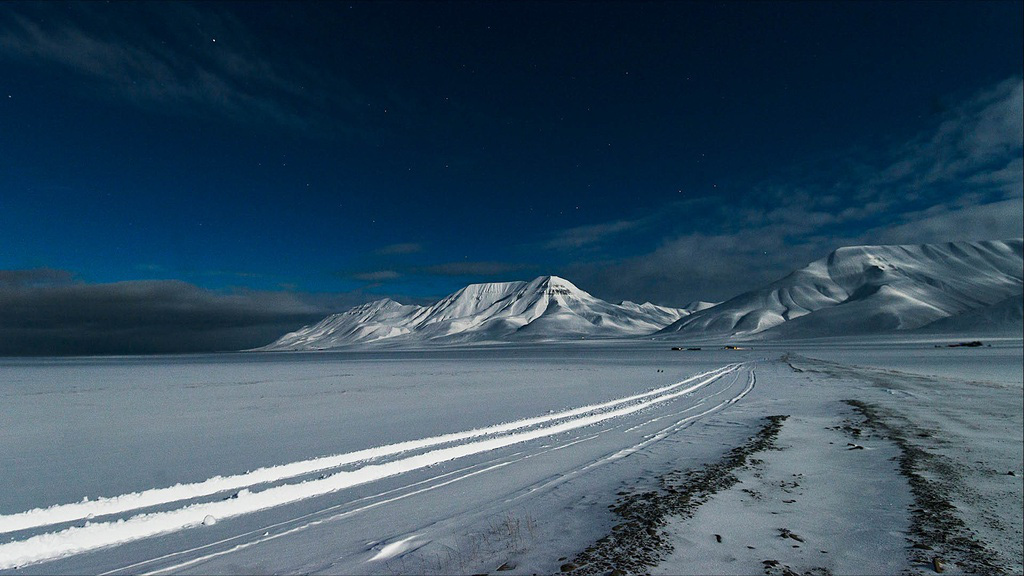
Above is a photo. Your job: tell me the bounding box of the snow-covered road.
[1,360,759,573]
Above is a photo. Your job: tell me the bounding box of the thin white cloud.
[964,157,1024,199]
[558,77,1024,306]
[545,218,648,251]
[543,198,718,252]
[418,261,531,277]
[0,4,353,131]
[353,270,402,282]
[374,243,424,256]
[875,77,1023,194]
[867,198,1024,246]
[565,231,822,305]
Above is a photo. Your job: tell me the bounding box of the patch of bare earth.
[554,415,789,576]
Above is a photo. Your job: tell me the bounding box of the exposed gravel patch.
[846,400,1007,575]
[554,415,789,576]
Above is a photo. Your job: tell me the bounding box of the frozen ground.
[0,338,1020,575]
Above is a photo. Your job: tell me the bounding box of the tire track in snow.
[511,368,757,499]
[111,460,520,576]
[103,435,612,575]
[178,368,760,576]
[0,364,740,537]
[621,367,744,433]
[121,435,606,576]
[0,364,744,570]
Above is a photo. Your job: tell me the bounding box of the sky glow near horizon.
[0,1,1021,354]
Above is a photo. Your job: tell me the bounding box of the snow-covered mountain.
[261,276,703,349]
[657,239,1023,339]
[262,239,1022,349]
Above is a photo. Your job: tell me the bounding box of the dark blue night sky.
[1,1,1021,353]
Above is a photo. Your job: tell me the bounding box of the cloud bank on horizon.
[0,269,340,355]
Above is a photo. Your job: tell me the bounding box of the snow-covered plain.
[1,339,1021,574]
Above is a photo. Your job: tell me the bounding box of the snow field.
[785,348,1024,573]
[653,412,913,575]
[0,360,752,570]
[1,342,1019,575]
[0,364,740,536]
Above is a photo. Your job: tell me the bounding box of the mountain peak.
[530,275,581,296]
[540,274,570,284]
[261,274,690,349]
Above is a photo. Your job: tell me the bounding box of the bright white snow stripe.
[0,367,738,569]
[100,458,516,576]
[0,364,739,535]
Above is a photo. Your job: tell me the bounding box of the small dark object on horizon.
[947,341,983,348]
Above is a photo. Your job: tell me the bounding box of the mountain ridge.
[261,275,700,350]
[261,239,1023,350]
[657,238,1023,339]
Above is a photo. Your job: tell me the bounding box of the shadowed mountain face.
[260,276,707,349]
[657,239,1023,339]
[914,293,1023,335]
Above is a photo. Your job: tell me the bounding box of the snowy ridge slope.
[657,239,1023,339]
[620,300,716,325]
[262,276,697,349]
[262,299,427,348]
[914,292,1023,335]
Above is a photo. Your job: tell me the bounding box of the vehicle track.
[0,363,756,572]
